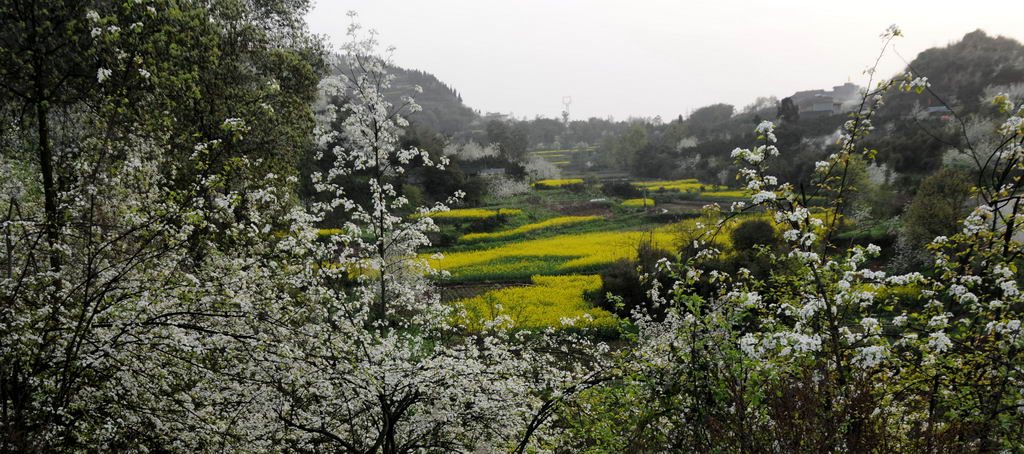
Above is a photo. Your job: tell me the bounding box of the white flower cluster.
[97,67,112,83]
[899,73,931,93]
[853,345,887,368]
[962,205,993,235]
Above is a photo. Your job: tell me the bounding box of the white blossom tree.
[232,15,612,453]
[0,0,324,450]
[2,5,609,451]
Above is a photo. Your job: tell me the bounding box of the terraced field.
[459,216,600,242]
[634,178,722,192]
[533,178,583,188]
[428,228,676,281]
[416,208,523,219]
[317,180,771,336]
[456,275,618,336]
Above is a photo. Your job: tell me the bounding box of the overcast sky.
[306,0,1024,121]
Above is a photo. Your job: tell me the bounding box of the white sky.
[306,0,1024,120]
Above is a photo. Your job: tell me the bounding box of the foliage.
[687,103,736,139]
[387,66,478,135]
[600,181,642,198]
[882,30,1024,119]
[6,8,1024,452]
[778,96,800,122]
[901,166,974,250]
[524,153,564,180]
[486,119,529,162]
[729,219,779,252]
[486,175,532,199]
[0,0,325,450]
[594,236,675,320]
[233,18,610,453]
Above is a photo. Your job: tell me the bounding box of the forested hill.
[883,29,1024,117]
[331,58,480,135]
[388,66,480,135]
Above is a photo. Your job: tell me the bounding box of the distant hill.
[884,30,1024,116]
[386,66,479,135]
[331,57,479,136]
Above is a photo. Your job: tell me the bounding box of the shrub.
[729,219,779,252]
[593,236,674,319]
[601,181,642,198]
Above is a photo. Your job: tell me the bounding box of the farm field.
[529,148,595,171]
[412,180,774,337]
[621,198,655,208]
[416,207,523,219]
[459,216,600,242]
[428,228,676,281]
[457,274,618,336]
[317,171,805,337]
[634,178,721,192]
[532,178,583,188]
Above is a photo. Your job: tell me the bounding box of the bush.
[467,211,514,233]
[730,219,779,252]
[593,237,674,319]
[565,182,587,193]
[601,181,642,198]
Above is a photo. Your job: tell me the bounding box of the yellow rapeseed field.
[457,275,618,333]
[428,228,675,280]
[532,149,585,156]
[633,179,724,192]
[414,208,523,220]
[459,216,600,242]
[699,190,750,199]
[533,178,584,188]
[621,198,655,208]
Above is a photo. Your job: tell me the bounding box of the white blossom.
[97,67,112,83]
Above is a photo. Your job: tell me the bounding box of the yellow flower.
[428,228,676,280]
[621,198,655,208]
[413,208,522,220]
[699,190,750,199]
[460,216,599,242]
[456,275,618,333]
[633,179,724,192]
[533,179,583,188]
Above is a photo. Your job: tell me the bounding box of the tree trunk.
[36,101,61,273]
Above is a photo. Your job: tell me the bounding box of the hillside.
[331,57,479,135]
[388,66,480,135]
[884,29,1024,117]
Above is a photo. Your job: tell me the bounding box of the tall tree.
[777,96,800,123]
[248,17,610,453]
[1,0,324,450]
[901,166,973,249]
